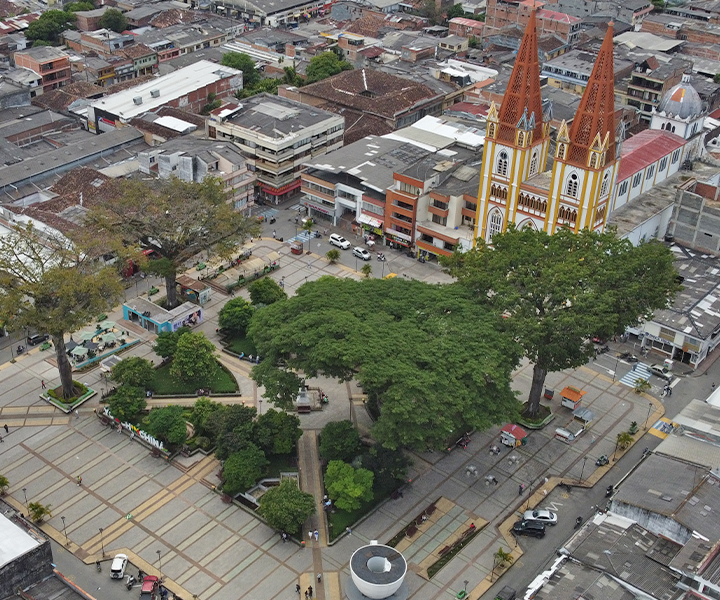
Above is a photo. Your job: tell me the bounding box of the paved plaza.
[0,235,689,600]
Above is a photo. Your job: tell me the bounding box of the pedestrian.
[314,529,319,542]
[668,386,673,397]
[518,484,524,495]
[273,230,277,239]
[632,363,637,371]
[317,574,322,583]
[309,530,313,542]
[41,380,45,389]
[713,383,717,390]
[346,526,352,535]
[0,435,3,443]
[75,410,79,419]
[308,586,313,598]
[304,591,309,600]
[296,584,301,595]
[250,236,254,243]
[4,424,8,433]
[492,476,498,486]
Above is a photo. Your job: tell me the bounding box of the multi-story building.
[13,47,70,93]
[621,57,690,122]
[542,48,634,94]
[74,6,110,31]
[118,44,158,78]
[485,0,582,45]
[207,94,344,202]
[449,17,484,38]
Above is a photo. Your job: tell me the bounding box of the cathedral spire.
[565,24,616,168]
[497,9,544,145]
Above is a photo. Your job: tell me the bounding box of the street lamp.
[579,456,588,483]
[156,550,162,574]
[22,487,28,511]
[463,580,469,593]
[99,528,105,557]
[645,402,653,430]
[61,516,68,546]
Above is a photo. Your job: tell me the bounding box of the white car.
[329,234,350,250]
[649,364,673,382]
[110,553,128,579]
[353,247,371,261]
[523,509,557,525]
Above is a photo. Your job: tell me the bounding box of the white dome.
[658,82,703,120]
[350,544,407,599]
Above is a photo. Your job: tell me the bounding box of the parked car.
[139,575,158,600]
[649,364,674,381]
[523,509,557,525]
[512,520,546,538]
[110,554,128,579]
[27,333,49,346]
[329,234,350,249]
[353,247,371,261]
[494,586,517,600]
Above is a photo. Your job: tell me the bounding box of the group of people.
[296,584,314,598]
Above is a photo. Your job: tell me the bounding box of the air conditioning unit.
[150,89,160,98]
[133,96,143,105]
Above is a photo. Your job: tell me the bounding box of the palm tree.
[28,501,52,523]
[361,263,373,278]
[634,379,651,394]
[326,249,341,264]
[0,475,8,495]
[617,431,634,450]
[492,547,514,581]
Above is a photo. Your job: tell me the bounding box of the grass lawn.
[327,481,399,541]
[265,453,297,478]
[225,334,257,356]
[150,360,238,394]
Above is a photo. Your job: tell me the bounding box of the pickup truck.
[139,575,158,600]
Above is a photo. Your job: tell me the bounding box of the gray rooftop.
[14,46,68,62]
[531,559,637,600]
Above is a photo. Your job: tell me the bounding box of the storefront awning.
[386,228,412,242]
[358,214,382,228]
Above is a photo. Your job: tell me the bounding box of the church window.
[529,152,539,176]
[672,149,680,164]
[659,157,668,171]
[672,125,676,133]
[619,181,628,195]
[565,173,579,198]
[647,164,655,179]
[589,153,598,169]
[489,211,503,240]
[488,122,496,138]
[632,173,642,188]
[600,172,610,196]
[691,123,698,135]
[557,142,567,160]
[496,151,508,176]
[517,131,526,146]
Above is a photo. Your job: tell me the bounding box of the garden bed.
[150,360,238,395]
[43,382,96,413]
[426,525,483,579]
[517,403,554,429]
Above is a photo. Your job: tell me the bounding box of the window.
[647,164,655,179]
[431,213,447,226]
[487,122,496,138]
[659,157,668,171]
[691,122,698,135]
[632,173,642,188]
[529,152,538,176]
[399,181,421,195]
[619,181,628,195]
[489,211,503,239]
[565,173,579,198]
[496,151,508,176]
[672,149,680,164]
[589,152,598,169]
[600,172,610,196]
[557,142,567,160]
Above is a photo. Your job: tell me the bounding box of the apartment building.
[485,0,582,45]
[14,46,70,93]
[207,94,344,202]
[621,58,689,122]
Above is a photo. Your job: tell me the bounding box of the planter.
[457,592,468,599]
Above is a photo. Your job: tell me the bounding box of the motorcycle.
[418,255,426,264]
[126,576,136,590]
[619,352,639,362]
[574,516,583,530]
[595,455,609,466]
[269,216,276,224]
[16,345,25,354]
[377,253,386,262]
[96,561,102,572]
[596,345,610,355]
[606,485,614,498]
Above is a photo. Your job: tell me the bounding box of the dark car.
[27,333,49,346]
[512,519,546,538]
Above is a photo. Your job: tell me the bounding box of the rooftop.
[531,559,637,600]
[0,512,42,568]
[90,60,241,120]
[616,129,687,182]
[15,46,68,62]
[614,30,685,52]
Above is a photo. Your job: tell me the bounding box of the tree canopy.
[222,52,261,87]
[83,176,260,308]
[248,278,287,306]
[324,460,373,512]
[319,420,362,463]
[0,223,123,399]
[259,479,315,535]
[249,277,521,450]
[25,10,75,44]
[223,444,268,494]
[98,8,128,33]
[108,386,147,423]
[442,226,681,416]
[146,405,187,445]
[153,327,190,359]
[111,356,154,389]
[254,409,301,456]
[305,52,353,84]
[170,332,217,386]
[218,298,254,336]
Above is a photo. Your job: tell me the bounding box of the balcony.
[428,204,449,219]
[461,206,477,220]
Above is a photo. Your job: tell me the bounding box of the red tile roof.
[537,8,581,24]
[445,101,489,116]
[617,129,686,182]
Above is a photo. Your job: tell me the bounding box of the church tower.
[474,9,551,243]
[547,24,618,233]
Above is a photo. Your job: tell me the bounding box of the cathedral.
[474,11,619,242]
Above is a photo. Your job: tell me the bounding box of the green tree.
[222,52,260,87]
[305,52,353,84]
[360,445,409,491]
[326,249,341,264]
[249,277,520,450]
[324,460,374,512]
[111,356,154,388]
[28,501,52,523]
[98,8,127,33]
[146,405,187,445]
[250,360,304,411]
[223,445,268,494]
[253,409,302,455]
[235,79,279,99]
[0,223,123,400]
[210,404,257,460]
[0,474,8,495]
[468,35,479,49]
[25,10,75,44]
[446,3,465,19]
[319,420,362,463]
[170,332,217,386]
[419,0,439,24]
[65,1,95,11]
[108,386,147,423]
[153,327,190,359]
[442,226,681,417]
[191,397,224,437]
[360,263,372,278]
[84,176,260,309]
[616,431,634,450]
[282,66,302,86]
[248,278,287,306]
[259,479,315,535]
[218,298,254,336]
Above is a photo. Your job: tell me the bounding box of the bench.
[405,525,418,538]
[438,545,451,556]
[426,504,437,516]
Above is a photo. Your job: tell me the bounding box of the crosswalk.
[287,231,315,243]
[619,362,651,388]
[256,208,278,221]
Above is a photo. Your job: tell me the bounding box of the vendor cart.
[500,424,527,448]
[290,241,303,255]
[560,386,586,410]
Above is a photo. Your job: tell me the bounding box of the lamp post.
[156,550,162,574]
[99,528,105,557]
[463,580,469,593]
[645,402,653,430]
[61,516,68,546]
[579,456,588,483]
[22,487,28,511]
[612,436,620,462]
[612,355,619,382]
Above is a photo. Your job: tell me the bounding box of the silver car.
[523,509,557,525]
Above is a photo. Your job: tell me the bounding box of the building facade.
[14,46,70,93]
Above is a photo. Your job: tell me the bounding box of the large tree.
[146,405,187,445]
[221,52,261,87]
[170,331,217,386]
[25,10,75,44]
[249,277,521,450]
[324,460,373,512]
[111,356,154,388]
[254,409,301,456]
[442,226,681,417]
[84,176,260,308]
[259,479,315,535]
[0,223,123,399]
[218,298,254,336]
[98,8,127,33]
[319,420,362,463]
[223,445,268,494]
[305,52,353,84]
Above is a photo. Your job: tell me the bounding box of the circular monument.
[347,542,408,600]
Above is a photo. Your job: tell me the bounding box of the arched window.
[600,172,610,197]
[691,122,698,135]
[489,211,503,240]
[565,173,579,198]
[672,125,676,133]
[496,151,508,176]
[541,200,547,212]
[557,142,567,160]
[589,153,598,169]
[487,122,496,138]
[529,152,539,176]
[570,210,577,224]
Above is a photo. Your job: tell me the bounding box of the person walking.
[518,484,525,495]
[75,410,79,419]
[308,586,313,598]
[41,380,46,389]
[308,530,313,543]
[296,584,301,595]
[272,230,277,239]
[3,424,8,433]
[313,529,319,542]
[304,591,309,600]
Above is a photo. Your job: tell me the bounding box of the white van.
[329,234,350,249]
[110,554,128,579]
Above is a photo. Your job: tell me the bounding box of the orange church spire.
[497,9,544,145]
[565,24,616,168]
